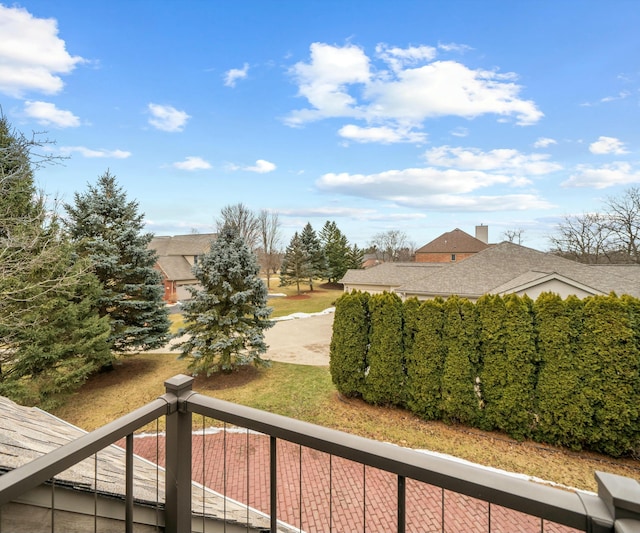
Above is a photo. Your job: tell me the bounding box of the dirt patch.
[193,365,263,390]
[286,294,311,300]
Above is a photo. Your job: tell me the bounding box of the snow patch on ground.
[273,307,335,322]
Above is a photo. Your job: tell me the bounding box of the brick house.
[414,226,490,263]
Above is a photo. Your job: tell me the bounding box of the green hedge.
[330,290,640,456]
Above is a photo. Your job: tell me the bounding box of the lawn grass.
[49,281,640,494]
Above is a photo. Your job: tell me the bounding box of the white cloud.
[224,63,249,87]
[286,42,371,125]
[365,60,542,126]
[338,124,426,144]
[450,127,469,137]
[589,136,628,155]
[317,167,514,198]
[245,159,276,173]
[533,137,557,148]
[423,145,562,175]
[24,101,80,127]
[437,42,473,54]
[286,42,543,136]
[0,5,84,97]
[375,43,437,73]
[562,162,640,189]
[172,156,211,170]
[60,146,131,158]
[148,103,190,132]
[316,167,551,211]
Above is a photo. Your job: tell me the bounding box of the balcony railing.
[1,374,639,532]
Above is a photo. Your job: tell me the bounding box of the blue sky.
[1,1,639,251]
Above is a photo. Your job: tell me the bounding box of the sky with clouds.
[1,0,639,250]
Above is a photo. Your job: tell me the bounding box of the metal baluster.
[270,436,277,533]
[126,433,134,533]
[223,423,227,533]
[299,445,303,533]
[363,464,366,533]
[397,475,405,533]
[94,453,98,533]
[488,501,491,533]
[156,418,160,531]
[202,415,206,533]
[51,478,55,533]
[329,454,333,533]
[441,488,445,533]
[246,427,250,532]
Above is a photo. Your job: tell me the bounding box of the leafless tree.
[502,228,525,245]
[548,212,613,264]
[605,187,640,263]
[257,209,282,288]
[216,203,260,250]
[369,230,414,262]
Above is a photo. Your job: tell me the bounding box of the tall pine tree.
[300,222,326,290]
[175,226,273,375]
[320,220,350,283]
[279,232,308,295]
[0,115,110,406]
[64,171,169,352]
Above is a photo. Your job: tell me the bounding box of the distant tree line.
[550,188,640,264]
[279,221,364,294]
[330,290,640,457]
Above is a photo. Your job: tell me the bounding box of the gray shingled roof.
[340,262,444,287]
[397,242,640,298]
[149,233,216,257]
[415,228,489,254]
[0,396,295,531]
[150,233,217,283]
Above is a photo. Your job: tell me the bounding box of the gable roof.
[0,396,294,531]
[397,241,640,299]
[415,228,489,254]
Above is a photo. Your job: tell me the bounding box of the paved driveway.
[264,312,333,366]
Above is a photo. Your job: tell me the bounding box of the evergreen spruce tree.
[440,296,481,426]
[0,115,111,405]
[280,231,308,295]
[405,298,445,419]
[534,293,589,449]
[175,226,273,375]
[346,243,365,270]
[320,220,350,283]
[329,290,369,397]
[64,171,169,352]
[363,292,405,406]
[300,222,327,290]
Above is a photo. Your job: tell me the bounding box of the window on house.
[451,254,456,261]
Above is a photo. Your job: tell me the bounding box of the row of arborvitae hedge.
[329,291,640,457]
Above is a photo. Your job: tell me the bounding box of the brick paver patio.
[130,430,580,533]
